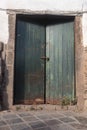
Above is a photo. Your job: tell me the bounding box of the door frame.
[5,13,84,110]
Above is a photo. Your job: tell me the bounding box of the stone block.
[7,52,14,65]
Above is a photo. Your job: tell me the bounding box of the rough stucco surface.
[0,11,9,44]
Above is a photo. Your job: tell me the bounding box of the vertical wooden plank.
[62,21,74,99]
[57,24,63,98]
[46,26,50,103]
[14,20,25,103]
[46,24,63,103]
[67,22,74,99]
[62,23,68,97]
[49,26,54,102]
[14,18,45,104]
[46,20,74,103]
[24,22,46,103]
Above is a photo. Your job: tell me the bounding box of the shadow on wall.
[0,42,9,110]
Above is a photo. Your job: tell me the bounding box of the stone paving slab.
[23,116,39,122]
[59,117,76,123]
[75,116,87,124]
[29,121,47,129]
[0,120,7,126]
[0,126,11,130]
[37,114,52,120]
[45,119,62,126]
[18,112,33,117]
[50,113,66,119]
[2,114,19,119]
[70,123,87,130]
[0,110,87,130]
[35,127,51,130]
[49,124,75,130]
[10,123,32,130]
[5,118,23,125]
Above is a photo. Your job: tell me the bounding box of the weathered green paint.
[46,21,74,103]
[14,18,45,104]
[14,17,74,104]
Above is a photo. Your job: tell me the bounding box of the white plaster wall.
[7,0,83,12]
[0,0,7,9]
[83,0,87,11]
[0,11,9,44]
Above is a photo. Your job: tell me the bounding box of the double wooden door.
[14,17,75,104]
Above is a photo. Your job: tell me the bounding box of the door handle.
[40,57,49,61]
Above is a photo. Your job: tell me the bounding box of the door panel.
[46,21,74,104]
[14,17,75,105]
[14,19,45,104]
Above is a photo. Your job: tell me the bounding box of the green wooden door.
[14,18,74,105]
[14,19,45,104]
[46,21,74,104]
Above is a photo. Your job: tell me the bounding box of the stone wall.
[84,47,87,109]
[75,16,84,110]
[3,13,16,109]
[0,42,6,109]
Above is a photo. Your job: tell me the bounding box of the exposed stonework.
[84,47,87,109]
[3,14,16,109]
[74,16,85,110]
[0,42,5,109]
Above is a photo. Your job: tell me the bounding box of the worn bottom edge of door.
[14,99,63,105]
[46,99,62,105]
[14,99,44,105]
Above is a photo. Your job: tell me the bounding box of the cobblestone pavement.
[0,110,87,130]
